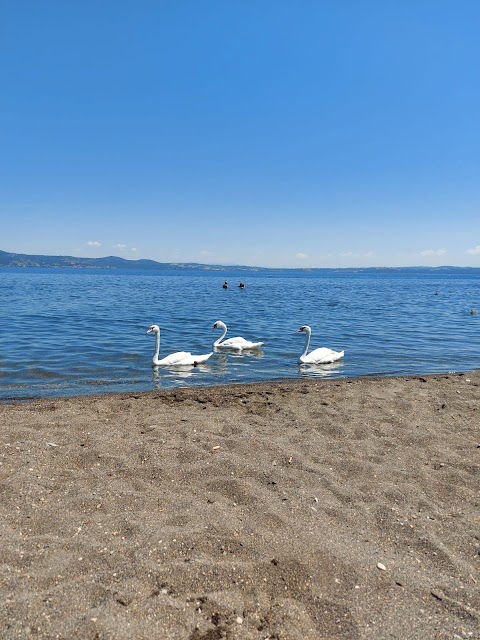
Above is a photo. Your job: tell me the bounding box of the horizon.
[1,2,479,268]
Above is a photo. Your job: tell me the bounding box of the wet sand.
[0,373,479,639]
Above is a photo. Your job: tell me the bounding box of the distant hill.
[0,250,476,272]
[0,250,263,271]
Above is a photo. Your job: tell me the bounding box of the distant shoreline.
[1,250,478,272]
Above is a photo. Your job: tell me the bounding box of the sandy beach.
[0,373,478,639]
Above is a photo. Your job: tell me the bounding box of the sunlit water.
[0,267,478,399]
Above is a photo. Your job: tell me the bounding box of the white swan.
[212,320,264,350]
[147,325,212,366]
[296,325,344,364]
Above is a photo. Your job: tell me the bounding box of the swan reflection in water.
[152,363,212,389]
[208,350,265,380]
[213,345,265,358]
[298,361,345,378]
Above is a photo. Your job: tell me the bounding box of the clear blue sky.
[1,1,479,267]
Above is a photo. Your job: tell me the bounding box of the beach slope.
[0,373,478,639]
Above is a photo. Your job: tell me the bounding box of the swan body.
[296,325,344,364]
[147,325,212,366]
[212,320,264,350]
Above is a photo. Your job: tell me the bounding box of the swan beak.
[295,329,302,333]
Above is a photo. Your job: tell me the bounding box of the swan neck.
[152,330,160,365]
[302,329,311,357]
[213,324,227,347]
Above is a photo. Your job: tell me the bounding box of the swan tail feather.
[192,353,213,364]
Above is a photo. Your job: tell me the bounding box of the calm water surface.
[0,267,479,399]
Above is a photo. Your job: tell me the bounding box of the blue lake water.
[0,267,479,399]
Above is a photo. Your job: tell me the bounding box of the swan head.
[296,325,311,334]
[147,324,160,335]
[213,320,226,331]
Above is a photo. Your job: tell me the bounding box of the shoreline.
[1,372,478,638]
[2,368,479,405]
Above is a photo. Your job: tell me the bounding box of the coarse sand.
[0,373,479,639]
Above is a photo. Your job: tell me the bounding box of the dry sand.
[0,373,479,639]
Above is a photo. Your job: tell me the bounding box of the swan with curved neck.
[147,325,212,366]
[296,325,344,364]
[212,320,264,350]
